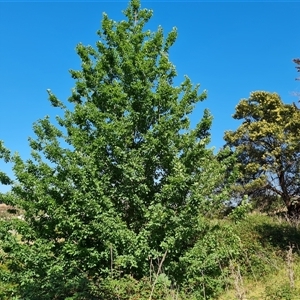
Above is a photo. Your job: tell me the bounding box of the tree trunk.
[287,200,300,219]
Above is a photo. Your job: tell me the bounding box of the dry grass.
[219,253,300,300]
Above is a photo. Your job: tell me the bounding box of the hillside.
[1,204,299,300]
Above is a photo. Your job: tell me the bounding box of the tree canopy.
[0,0,233,298]
[224,91,300,217]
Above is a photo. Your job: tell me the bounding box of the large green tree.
[0,0,232,298]
[224,91,300,217]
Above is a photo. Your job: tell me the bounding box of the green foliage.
[265,283,298,300]
[92,274,177,300]
[229,213,300,281]
[217,213,300,300]
[0,141,12,187]
[224,91,300,217]
[0,0,233,299]
[231,214,280,278]
[178,221,241,299]
[229,196,252,223]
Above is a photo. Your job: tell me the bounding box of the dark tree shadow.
[255,221,300,254]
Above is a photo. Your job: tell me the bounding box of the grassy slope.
[1,204,300,299]
[218,213,300,300]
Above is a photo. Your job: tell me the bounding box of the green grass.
[1,204,300,299]
[218,213,300,300]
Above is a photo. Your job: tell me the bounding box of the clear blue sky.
[0,1,300,192]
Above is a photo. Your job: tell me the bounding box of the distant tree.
[224,91,300,218]
[0,0,232,298]
[292,58,300,106]
[293,58,300,80]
